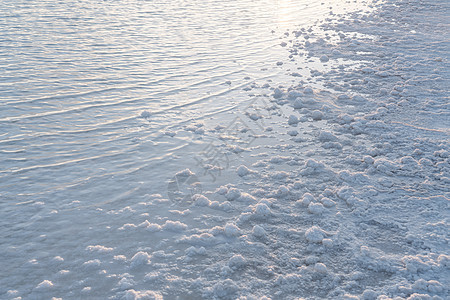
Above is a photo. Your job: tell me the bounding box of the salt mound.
[226,188,241,201]
[192,194,210,207]
[124,289,163,300]
[300,193,314,206]
[311,110,324,120]
[320,55,330,62]
[288,130,298,136]
[305,226,326,243]
[318,131,338,142]
[212,279,239,299]
[162,220,187,232]
[293,98,303,109]
[288,90,302,99]
[254,203,271,216]
[273,88,284,99]
[252,225,266,238]
[86,245,114,253]
[314,262,328,273]
[304,87,314,94]
[288,115,299,125]
[321,197,336,208]
[224,223,241,237]
[175,169,195,177]
[228,254,246,269]
[308,202,325,215]
[82,259,101,270]
[35,280,53,290]
[130,251,151,268]
[237,165,252,177]
[185,246,207,257]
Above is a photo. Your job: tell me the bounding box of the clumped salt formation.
[175,168,195,177]
[185,246,207,257]
[237,165,253,177]
[287,130,298,136]
[293,98,303,109]
[130,252,151,268]
[252,225,266,238]
[85,245,114,253]
[192,194,211,207]
[225,187,241,201]
[320,197,336,208]
[314,262,328,273]
[308,202,325,215]
[310,110,324,120]
[162,220,187,232]
[299,192,314,206]
[140,111,151,118]
[254,203,271,217]
[318,131,338,142]
[273,87,284,99]
[228,254,246,270]
[224,223,241,237]
[287,90,302,100]
[305,226,327,243]
[303,87,314,94]
[124,289,163,300]
[319,54,329,62]
[82,259,101,270]
[288,114,299,125]
[35,280,54,291]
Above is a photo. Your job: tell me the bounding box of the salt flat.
[1,0,448,299]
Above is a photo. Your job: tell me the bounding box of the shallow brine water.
[0,0,369,207]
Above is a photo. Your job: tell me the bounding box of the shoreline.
[2,0,449,299]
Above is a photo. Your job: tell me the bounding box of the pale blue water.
[0,0,362,205]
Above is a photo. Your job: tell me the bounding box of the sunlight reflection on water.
[0,0,373,204]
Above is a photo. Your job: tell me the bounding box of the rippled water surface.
[1,0,367,206]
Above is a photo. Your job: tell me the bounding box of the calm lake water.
[0,0,367,206]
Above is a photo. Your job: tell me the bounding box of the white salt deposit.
[287,130,298,136]
[308,202,325,215]
[175,169,195,177]
[311,110,324,120]
[300,193,315,206]
[288,114,299,125]
[314,262,328,273]
[192,194,211,207]
[273,88,284,99]
[305,226,326,243]
[35,280,54,290]
[293,98,303,109]
[303,87,314,94]
[225,188,241,201]
[162,220,187,231]
[130,252,151,268]
[224,223,241,237]
[252,225,266,238]
[320,55,330,62]
[254,203,271,217]
[237,165,253,177]
[124,289,163,300]
[228,254,246,270]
